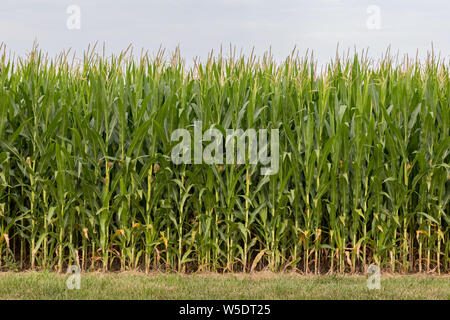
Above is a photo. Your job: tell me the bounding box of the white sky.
[1,0,449,64]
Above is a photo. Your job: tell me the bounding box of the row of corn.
[0,45,448,273]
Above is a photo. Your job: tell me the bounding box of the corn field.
[0,45,449,274]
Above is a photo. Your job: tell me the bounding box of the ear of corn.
[0,44,448,273]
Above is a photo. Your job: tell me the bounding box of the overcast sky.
[1,0,449,64]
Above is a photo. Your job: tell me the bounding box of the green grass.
[0,272,448,299]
